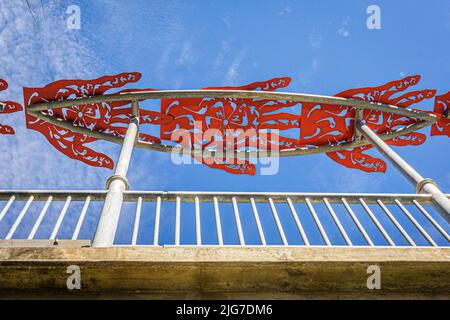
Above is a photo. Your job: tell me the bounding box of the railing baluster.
[413,200,450,242]
[286,198,310,246]
[6,196,34,240]
[359,198,395,246]
[175,197,181,245]
[395,199,437,247]
[0,196,15,224]
[305,198,331,246]
[232,197,245,245]
[213,197,223,246]
[195,197,201,245]
[0,191,446,248]
[342,198,374,246]
[323,198,352,246]
[268,198,288,245]
[50,196,71,240]
[153,196,161,246]
[377,200,416,246]
[72,196,90,240]
[29,196,53,240]
[131,197,142,245]
[250,198,266,246]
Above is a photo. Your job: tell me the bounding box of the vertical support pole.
[357,121,450,223]
[93,100,140,247]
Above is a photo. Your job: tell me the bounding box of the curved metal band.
[416,178,439,194]
[106,175,129,190]
[27,90,437,159]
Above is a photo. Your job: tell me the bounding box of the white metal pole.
[357,121,450,223]
[93,102,139,247]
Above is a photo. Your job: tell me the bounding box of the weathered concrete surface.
[0,246,449,299]
[0,240,91,248]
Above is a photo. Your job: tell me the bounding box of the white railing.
[0,190,449,247]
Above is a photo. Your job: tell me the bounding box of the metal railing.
[0,190,448,247]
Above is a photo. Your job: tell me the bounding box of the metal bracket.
[353,109,364,142]
[416,178,439,194]
[106,175,130,190]
[131,100,140,119]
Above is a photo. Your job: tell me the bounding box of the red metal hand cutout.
[430,91,450,138]
[160,77,301,175]
[23,73,170,169]
[301,75,436,173]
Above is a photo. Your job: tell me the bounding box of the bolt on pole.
[93,101,140,247]
[357,121,450,223]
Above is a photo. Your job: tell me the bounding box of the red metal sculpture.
[0,79,23,135]
[431,91,450,138]
[22,72,450,175]
[301,75,437,173]
[23,73,171,169]
[160,77,301,174]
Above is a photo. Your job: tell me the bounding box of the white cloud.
[298,59,320,87]
[312,59,319,72]
[337,16,350,38]
[279,6,293,16]
[0,1,112,189]
[176,39,196,66]
[223,50,246,85]
[309,30,322,49]
[213,40,230,72]
[221,16,231,28]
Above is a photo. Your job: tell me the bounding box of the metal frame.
[24,89,450,246]
[357,121,450,223]
[0,190,445,203]
[92,101,140,247]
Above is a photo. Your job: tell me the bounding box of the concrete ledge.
[0,240,91,248]
[0,246,449,299]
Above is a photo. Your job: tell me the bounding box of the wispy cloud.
[176,39,197,67]
[221,16,231,28]
[299,59,320,87]
[213,40,231,72]
[278,6,293,16]
[223,50,246,85]
[337,16,350,38]
[0,1,189,193]
[0,1,111,189]
[312,59,319,72]
[309,29,322,49]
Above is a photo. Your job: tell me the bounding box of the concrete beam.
[0,240,91,248]
[0,246,449,299]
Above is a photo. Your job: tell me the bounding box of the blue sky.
[0,0,449,245]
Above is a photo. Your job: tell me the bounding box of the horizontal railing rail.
[0,190,449,247]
